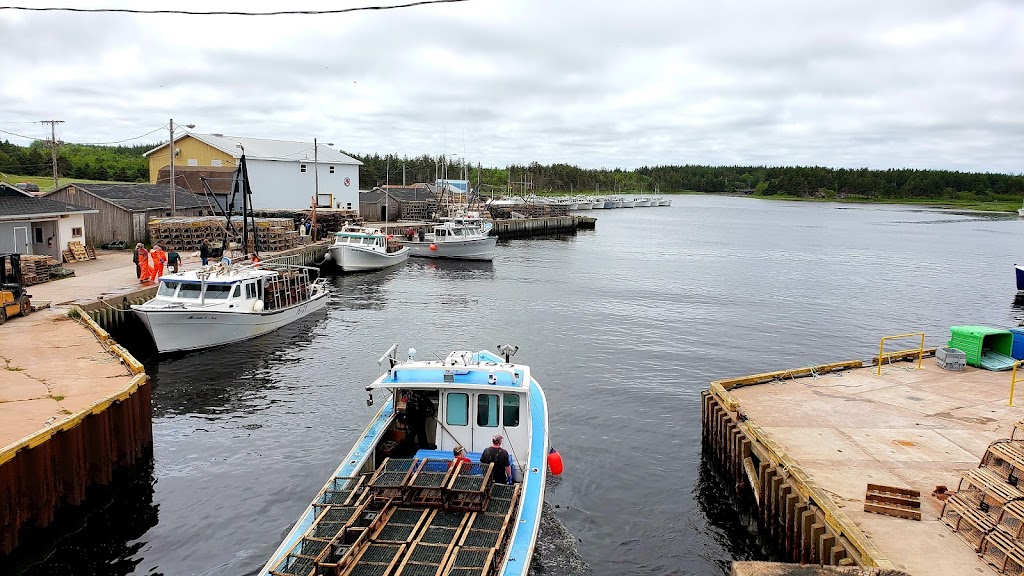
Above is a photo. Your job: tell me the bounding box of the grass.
[2,357,24,371]
[50,394,64,402]
[750,194,1021,213]
[0,173,129,193]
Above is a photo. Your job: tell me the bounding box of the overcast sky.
[0,0,1021,172]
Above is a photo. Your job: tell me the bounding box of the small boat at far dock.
[329,225,410,272]
[131,262,329,354]
[1016,264,1024,291]
[259,344,556,576]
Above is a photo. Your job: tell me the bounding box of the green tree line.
[2,139,1021,202]
[0,139,152,182]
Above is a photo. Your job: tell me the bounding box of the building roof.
[154,165,238,195]
[143,133,363,165]
[45,183,209,212]
[0,182,97,220]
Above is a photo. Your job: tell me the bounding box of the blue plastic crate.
[1012,328,1024,360]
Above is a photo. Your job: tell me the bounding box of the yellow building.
[144,133,237,183]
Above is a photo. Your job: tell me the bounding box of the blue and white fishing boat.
[1016,264,1024,291]
[259,344,557,576]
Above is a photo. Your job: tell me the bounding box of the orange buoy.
[429,244,437,251]
[547,448,563,475]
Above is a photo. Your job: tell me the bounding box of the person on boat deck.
[199,239,210,266]
[417,227,425,241]
[405,390,435,449]
[250,252,260,267]
[480,434,513,484]
[150,244,167,280]
[406,227,415,241]
[451,444,471,468]
[167,246,181,273]
[136,243,151,284]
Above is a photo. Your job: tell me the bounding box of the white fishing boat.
[329,225,410,272]
[574,199,594,210]
[605,197,622,209]
[259,344,560,576]
[406,219,497,261]
[620,198,635,208]
[633,197,652,207]
[591,198,606,209]
[131,262,329,354]
[658,197,672,206]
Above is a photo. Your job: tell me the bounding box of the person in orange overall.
[136,243,151,283]
[149,244,167,281]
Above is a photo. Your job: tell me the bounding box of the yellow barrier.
[1009,360,1024,407]
[877,332,925,376]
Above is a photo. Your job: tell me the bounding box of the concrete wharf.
[703,339,1024,575]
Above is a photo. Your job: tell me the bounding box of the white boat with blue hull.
[260,345,554,576]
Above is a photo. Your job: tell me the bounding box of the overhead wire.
[0,0,469,16]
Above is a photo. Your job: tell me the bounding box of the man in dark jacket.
[480,434,512,484]
[199,239,210,266]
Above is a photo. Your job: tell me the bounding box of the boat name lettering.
[186,315,216,320]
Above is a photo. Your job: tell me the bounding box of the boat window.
[233,285,242,298]
[503,394,520,427]
[157,281,179,297]
[446,393,468,426]
[204,284,232,299]
[477,394,499,427]
[178,283,203,298]
[453,228,463,236]
[246,283,257,299]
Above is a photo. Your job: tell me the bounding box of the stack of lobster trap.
[148,216,301,252]
[941,419,1024,574]
[269,457,521,576]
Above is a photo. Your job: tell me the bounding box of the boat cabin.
[367,350,531,481]
[154,267,315,311]
[335,226,404,253]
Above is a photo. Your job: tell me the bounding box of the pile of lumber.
[5,255,64,286]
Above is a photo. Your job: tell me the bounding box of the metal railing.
[877,332,926,376]
[1009,360,1024,406]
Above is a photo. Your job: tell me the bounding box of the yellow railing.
[877,332,926,376]
[1009,360,1024,406]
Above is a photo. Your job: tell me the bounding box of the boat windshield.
[204,284,232,299]
[177,283,203,298]
[157,281,179,297]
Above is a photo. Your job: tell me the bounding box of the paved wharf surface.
[725,360,1018,576]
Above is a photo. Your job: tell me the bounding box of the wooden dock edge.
[0,308,152,555]
[701,351,935,570]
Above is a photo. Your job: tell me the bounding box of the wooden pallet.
[84,244,96,259]
[62,249,75,263]
[68,241,89,261]
[864,483,921,521]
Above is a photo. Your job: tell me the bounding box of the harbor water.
[7,196,1023,576]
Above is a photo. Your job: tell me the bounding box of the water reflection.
[327,266,406,310]
[411,258,496,281]
[3,452,158,576]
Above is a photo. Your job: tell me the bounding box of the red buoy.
[429,244,437,251]
[547,448,563,476]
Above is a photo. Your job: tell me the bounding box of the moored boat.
[658,197,672,206]
[632,197,652,207]
[329,225,410,272]
[406,219,497,261]
[591,198,606,209]
[131,262,329,354]
[1017,264,1024,291]
[259,344,554,576]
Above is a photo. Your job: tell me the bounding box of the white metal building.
[144,133,362,211]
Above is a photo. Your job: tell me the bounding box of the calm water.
[7,196,1024,576]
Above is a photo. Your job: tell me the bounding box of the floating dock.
[489,216,594,238]
[0,308,149,555]
[703,335,1024,575]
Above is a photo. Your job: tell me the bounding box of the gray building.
[0,183,97,259]
[359,185,438,222]
[43,183,209,245]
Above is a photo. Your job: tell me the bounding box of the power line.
[0,0,469,16]
[0,127,42,140]
[77,125,169,145]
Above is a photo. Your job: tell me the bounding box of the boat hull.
[1017,265,1024,291]
[620,200,635,208]
[575,202,594,210]
[132,291,329,353]
[406,236,497,261]
[330,245,410,271]
[659,199,671,206]
[591,201,606,209]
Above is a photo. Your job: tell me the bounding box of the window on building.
[446,393,468,426]
[187,159,198,166]
[33,228,43,243]
[347,203,352,209]
[211,159,222,167]
[503,394,521,427]
[477,394,499,427]
[71,227,83,237]
[300,164,307,173]
[329,165,335,174]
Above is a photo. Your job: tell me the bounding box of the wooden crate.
[863,483,921,521]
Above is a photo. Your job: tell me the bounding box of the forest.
[2,139,1021,203]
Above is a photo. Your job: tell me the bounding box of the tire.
[0,309,6,325]
[20,299,31,317]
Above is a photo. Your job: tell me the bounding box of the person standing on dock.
[136,243,151,284]
[167,246,181,273]
[199,239,210,266]
[417,227,425,241]
[150,245,167,281]
[132,244,141,278]
[480,434,512,484]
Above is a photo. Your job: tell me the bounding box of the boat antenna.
[502,425,521,481]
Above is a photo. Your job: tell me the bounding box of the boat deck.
[269,457,520,576]
[724,359,1020,575]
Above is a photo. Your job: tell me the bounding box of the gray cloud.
[0,0,1021,172]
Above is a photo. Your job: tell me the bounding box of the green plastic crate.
[947,326,1013,367]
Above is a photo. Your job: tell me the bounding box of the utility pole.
[39,120,64,190]
[168,119,195,215]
